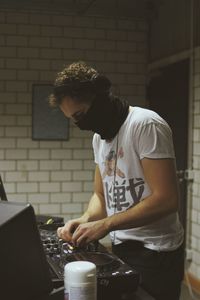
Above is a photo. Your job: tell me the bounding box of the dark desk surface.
[134,287,155,300]
[37,286,155,300]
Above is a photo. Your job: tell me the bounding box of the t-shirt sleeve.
[92,133,99,164]
[136,122,175,160]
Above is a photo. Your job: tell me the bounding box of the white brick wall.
[0,9,147,223]
[189,46,200,280]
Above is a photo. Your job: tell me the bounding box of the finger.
[57,227,63,238]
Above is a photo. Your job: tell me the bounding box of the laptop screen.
[0,201,53,300]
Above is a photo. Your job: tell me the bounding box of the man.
[49,61,184,300]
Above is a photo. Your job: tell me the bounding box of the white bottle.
[64,261,97,300]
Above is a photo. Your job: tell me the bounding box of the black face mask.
[75,95,129,140]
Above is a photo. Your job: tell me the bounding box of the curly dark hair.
[49,61,98,107]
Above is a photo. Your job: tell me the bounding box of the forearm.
[105,192,179,232]
[81,192,107,222]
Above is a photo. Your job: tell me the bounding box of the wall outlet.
[186,248,193,261]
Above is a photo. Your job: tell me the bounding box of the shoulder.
[92,133,101,149]
[128,106,171,132]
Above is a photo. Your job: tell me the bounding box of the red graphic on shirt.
[102,147,125,179]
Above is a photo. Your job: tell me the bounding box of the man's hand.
[57,217,85,242]
[71,219,109,247]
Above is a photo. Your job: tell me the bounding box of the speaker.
[0,201,53,300]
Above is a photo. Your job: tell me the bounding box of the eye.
[72,111,85,122]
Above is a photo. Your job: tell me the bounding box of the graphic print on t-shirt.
[102,146,145,213]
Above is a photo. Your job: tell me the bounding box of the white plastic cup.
[64,261,97,300]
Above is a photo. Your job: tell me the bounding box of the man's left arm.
[106,157,180,231]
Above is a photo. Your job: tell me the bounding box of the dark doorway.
[147,59,189,232]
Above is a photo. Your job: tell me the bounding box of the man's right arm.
[57,164,106,241]
[82,164,107,222]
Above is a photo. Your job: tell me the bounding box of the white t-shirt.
[92,106,184,251]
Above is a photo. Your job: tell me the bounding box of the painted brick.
[28,193,49,204]
[17,24,40,35]
[6,81,27,92]
[39,182,60,192]
[83,138,93,148]
[62,49,85,60]
[85,28,105,39]
[0,69,16,80]
[0,150,4,159]
[28,171,49,182]
[8,193,27,202]
[17,160,38,171]
[51,171,71,181]
[0,160,16,170]
[51,149,72,159]
[73,192,92,202]
[5,171,27,182]
[6,58,27,69]
[52,15,73,26]
[5,183,16,193]
[62,182,82,192]
[30,14,51,25]
[6,149,27,159]
[0,116,17,126]
[83,182,94,192]
[40,160,61,170]
[29,59,50,70]
[7,12,29,24]
[74,39,95,50]
[0,24,17,34]
[62,160,82,170]
[73,171,93,181]
[0,47,16,57]
[0,127,4,137]
[29,149,50,159]
[17,47,39,58]
[17,70,39,81]
[95,18,116,29]
[0,92,16,103]
[50,193,71,203]
[41,26,63,36]
[73,16,95,28]
[0,37,5,46]
[17,138,39,148]
[84,50,105,62]
[40,48,62,59]
[17,93,32,103]
[39,203,60,214]
[61,203,82,214]
[17,116,31,126]
[7,36,28,46]
[51,37,73,48]
[17,182,38,193]
[62,138,83,148]
[39,70,57,81]
[73,149,93,159]
[39,141,61,148]
[194,87,200,101]
[5,127,28,137]
[29,37,51,47]
[0,138,15,148]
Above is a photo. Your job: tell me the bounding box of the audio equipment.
[39,225,140,300]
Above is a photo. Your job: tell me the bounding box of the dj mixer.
[39,224,140,300]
